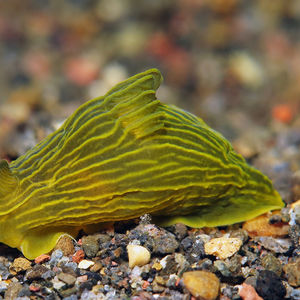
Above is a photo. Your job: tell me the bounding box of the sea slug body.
[0,69,284,259]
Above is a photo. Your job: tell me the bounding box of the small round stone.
[182,270,220,300]
[127,244,151,268]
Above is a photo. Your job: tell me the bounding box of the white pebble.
[78,259,95,269]
[204,237,242,259]
[127,244,151,268]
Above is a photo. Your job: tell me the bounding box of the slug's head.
[223,149,284,224]
[239,162,283,210]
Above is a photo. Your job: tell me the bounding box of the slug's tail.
[20,227,79,260]
[0,160,19,216]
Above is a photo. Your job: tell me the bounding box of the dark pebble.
[261,253,282,276]
[196,258,214,271]
[0,260,11,280]
[18,285,31,297]
[59,286,78,298]
[82,235,100,258]
[214,260,231,277]
[86,271,102,284]
[227,254,243,277]
[160,254,178,276]
[256,270,286,300]
[97,234,112,248]
[41,270,56,280]
[26,264,50,281]
[79,281,93,291]
[166,223,188,240]
[180,235,205,263]
[230,229,249,243]
[289,224,300,248]
[129,224,179,254]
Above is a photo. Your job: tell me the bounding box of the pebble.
[53,235,75,256]
[0,258,11,280]
[256,270,286,300]
[82,234,100,258]
[182,270,220,300]
[89,261,103,272]
[72,250,85,263]
[180,234,206,263]
[78,259,95,270]
[243,213,289,238]
[64,56,99,86]
[52,276,66,291]
[4,282,23,300]
[261,253,282,276]
[9,258,31,275]
[204,237,243,259]
[128,224,179,254]
[25,264,49,280]
[29,283,41,292]
[214,260,232,277]
[174,253,190,276]
[127,245,151,268]
[167,223,188,240]
[238,283,263,300]
[41,269,55,280]
[152,262,163,271]
[60,286,78,298]
[49,249,64,265]
[0,281,8,293]
[57,272,76,285]
[290,289,300,300]
[255,237,292,253]
[34,254,50,264]
[283,258,300,287]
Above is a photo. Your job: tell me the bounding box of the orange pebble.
[34,254,50,264]
[239,283,263,300]
[29,284,40,292]
[272,104,293,123]
[72,249,85,263]
[142,281,150,289]
[243,212,289,238]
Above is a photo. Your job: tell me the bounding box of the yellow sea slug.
[0,69,283,259]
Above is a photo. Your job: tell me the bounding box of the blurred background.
[0,0,300,201]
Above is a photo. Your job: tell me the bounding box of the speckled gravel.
[0,208,299,299]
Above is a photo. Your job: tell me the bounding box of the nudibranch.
[0,69,283,259]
